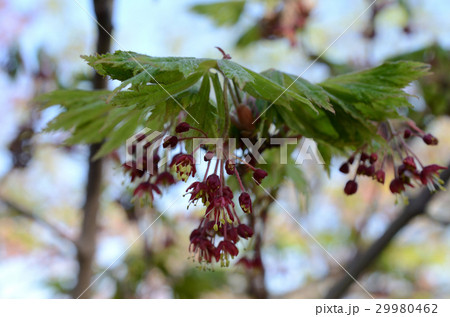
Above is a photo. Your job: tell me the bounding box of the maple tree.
[37,49,445,267]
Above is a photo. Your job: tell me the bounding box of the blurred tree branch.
[0,196,77,245]
[425,213,450,227]
[71,0,113,299]
[325,162,450,299]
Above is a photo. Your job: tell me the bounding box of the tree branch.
[325,162,450,298]
[71,0,113,299]
[1,196,76,245]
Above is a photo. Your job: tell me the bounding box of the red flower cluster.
[123,122,267,267]
[184,149,263,267]
[340,151,385,195]
[340,124,446,197]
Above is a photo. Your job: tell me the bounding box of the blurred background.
[0,0,449,298]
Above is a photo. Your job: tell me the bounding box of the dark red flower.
[205,196,236,228]
[344,180,358,195]
[222,186,234,200]
[253,169,268,184]
[403,129,412,139]
[155,171,176,186]
[237,224,254,239]
[389,178,405,194]
[339,162,349,174]
[163,136,178,148]
[185,181,209,206]
[239,192,253,214]
[206,174,221,191]
[403,156,416,171]
[420,164,447,190]
[397,164,420,186]
[170,154,196,182]
[175,122,191,133]
[217,240,239,257]
[217,224,239,243]
[369,153,378,164]
[356,165,366,175]
[365,165,375,177]
[375,170,385,184]
[360,152,369,162]
[423,133,438,145]
[190,235,217,263]
[189,228,202,242]
[133,182,162,200]
[225,159,235,175]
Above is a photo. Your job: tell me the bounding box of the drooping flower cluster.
[174,136,267,266]
[123,122,268,267]
[340,122,446,197]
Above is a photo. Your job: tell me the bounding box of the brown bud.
[236,104,255,132]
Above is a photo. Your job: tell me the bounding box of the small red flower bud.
[403,156,416,171]
[403,129,412,139]
[360,152,369,162]
[225,159,235,175]
[163,136,178,148]
[423,133,438,145]
[375,170,385,184]
[175,122,191,133]
[206,174,220,191]
[369,153,378,164]
[389,178,405,194]
[237,224,254,239]
[253,169,268,184]
[339,162,350,174]
[357,165,366,175]
[239,192,253,214]
[366,165,375,177]
[344,180,358,195]
[236,104,255,132]
[347,156,355,164]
